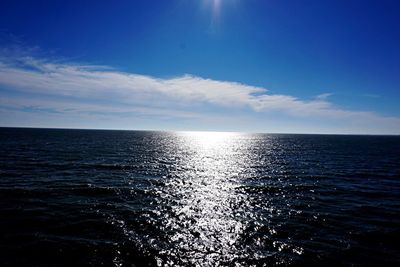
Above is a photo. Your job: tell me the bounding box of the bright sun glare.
[203,0,223,19]
[179,131,238,149]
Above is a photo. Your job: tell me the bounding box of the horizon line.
[1,126,399,137]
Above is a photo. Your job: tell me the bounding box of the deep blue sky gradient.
[0,0,399,132]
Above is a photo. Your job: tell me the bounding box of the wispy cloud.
[0,54,399,134]
[363,93,381,99]
[315,93,333,100]
[0,56,338,113]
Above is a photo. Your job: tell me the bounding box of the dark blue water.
[0,128,399,266]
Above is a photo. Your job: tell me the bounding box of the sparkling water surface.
[0,128,399,266]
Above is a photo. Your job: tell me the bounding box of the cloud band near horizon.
[0,55,399,134]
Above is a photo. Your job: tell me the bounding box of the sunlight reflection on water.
[156,132,257,265]
[111,131,306,266]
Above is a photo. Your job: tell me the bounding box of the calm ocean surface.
[0,128,399,266]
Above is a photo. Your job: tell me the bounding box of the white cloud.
[0,56,334,113]
[0,55,399,134]
[316,93,333,100]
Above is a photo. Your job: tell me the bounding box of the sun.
[204,0,238,23]
[203,0,223,20]
[211,0,222,15]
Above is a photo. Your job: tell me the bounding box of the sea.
[0,128,399,266]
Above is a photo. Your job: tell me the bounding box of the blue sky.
[0,0,399,134]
